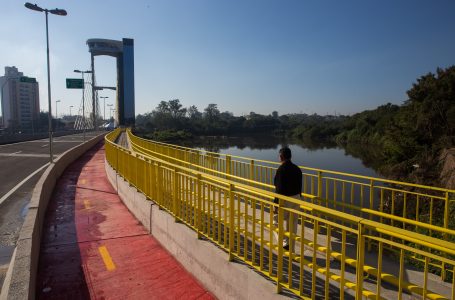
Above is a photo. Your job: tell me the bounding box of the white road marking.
[0,138,47,147]
[0,153,56,158]
[29,140,83,143]
[8,151,22,155]
[41,144,48,147]
[0,162,50,206]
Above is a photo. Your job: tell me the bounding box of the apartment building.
[0,66,40,131]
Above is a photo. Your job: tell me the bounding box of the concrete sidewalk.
[36,142,214,299]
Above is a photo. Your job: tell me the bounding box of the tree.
[168,99,187,119]
[187,105,202,120]
[204,104,220,122]
[156,101,170,114]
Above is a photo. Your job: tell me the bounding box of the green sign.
[66,78,84,89]
[20,76,36,83]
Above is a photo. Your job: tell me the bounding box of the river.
[176,135,381,178]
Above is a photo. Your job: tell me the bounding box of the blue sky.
[1,0,454,117]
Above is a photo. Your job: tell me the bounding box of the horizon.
[1,1,454,118]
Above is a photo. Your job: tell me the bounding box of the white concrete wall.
[105,161,287,300]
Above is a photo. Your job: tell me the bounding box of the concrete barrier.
[105,161,287,300]
[0,134,106,300]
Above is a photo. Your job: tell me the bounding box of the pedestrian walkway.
[36,142,214,299]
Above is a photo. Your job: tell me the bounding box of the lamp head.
[74,70,91,73]
[49,8,67,16]
[24,3,44,12]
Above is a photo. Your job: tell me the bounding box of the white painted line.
[0,138,48,147]
[0,162,50,206]
[8,151,22,155]
[0,153,54,158]
[41,144,48,148]
[0,133,88,147]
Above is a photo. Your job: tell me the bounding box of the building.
[0,66,40,131]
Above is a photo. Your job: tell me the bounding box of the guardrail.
[127,129,455,278]
[106,129,455,299]
[127,130,454,230]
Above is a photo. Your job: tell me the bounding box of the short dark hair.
[279,147,292,160]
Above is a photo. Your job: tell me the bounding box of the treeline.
[135,66,455,181]
[136,101,280,137]
[336,66,455,179]
[135,100,347,141]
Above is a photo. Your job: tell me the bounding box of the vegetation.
[134,66,455,185]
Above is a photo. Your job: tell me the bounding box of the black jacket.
[274,160,302,201]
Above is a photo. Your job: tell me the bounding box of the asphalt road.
[0,131,103,286]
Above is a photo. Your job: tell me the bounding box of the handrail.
[127,129,454,235]
[128,129,453,193]
[105,129,455,299]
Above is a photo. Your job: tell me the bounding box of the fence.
[106,129,455,299]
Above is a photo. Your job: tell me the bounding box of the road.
[0,132,102,286]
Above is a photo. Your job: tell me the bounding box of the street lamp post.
[111,109,116,127]
[107,104,113,125]
[100,96,108,123]
[55,100,61,119]
[24,2,67,163]
[55,99,61,131]
[74,69,92,141]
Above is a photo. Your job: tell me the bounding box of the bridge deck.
[36,142,214,299]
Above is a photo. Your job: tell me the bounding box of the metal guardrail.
[105,129,455,299]
[127,130,454,231]
[127,130,455,276]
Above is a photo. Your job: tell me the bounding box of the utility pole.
[24,2,67,163]
[100,96,109,123]
[91,55,96,131]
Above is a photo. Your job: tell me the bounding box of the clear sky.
[1,0,454,118]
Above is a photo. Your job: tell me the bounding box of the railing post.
[127,150,132,184]
[228,183,235,261]
[144,158,149,197]
[368,179,374,251]
[250,160,254,181]
[115,143,119,171]
[442,191,450,280]
[135,154,139,189]
[156,162,162,207]
[196,152,200,172]
[197,173,203,239]
[276,205,284,293]
[355,221,366,300]
[151,162,156,201]
[317,171,322,198]
[173,167,179,222]
[226,155,231,178]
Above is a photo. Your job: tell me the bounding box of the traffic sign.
[66,78,84,89]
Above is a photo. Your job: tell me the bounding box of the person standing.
[273,146,302,251]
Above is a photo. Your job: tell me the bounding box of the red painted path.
[37,142,214,299]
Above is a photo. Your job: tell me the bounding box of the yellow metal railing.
[106,129,455,299]
[127,130,454,231]
[127,129,455,281]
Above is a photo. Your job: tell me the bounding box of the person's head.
[279,147,292,162]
